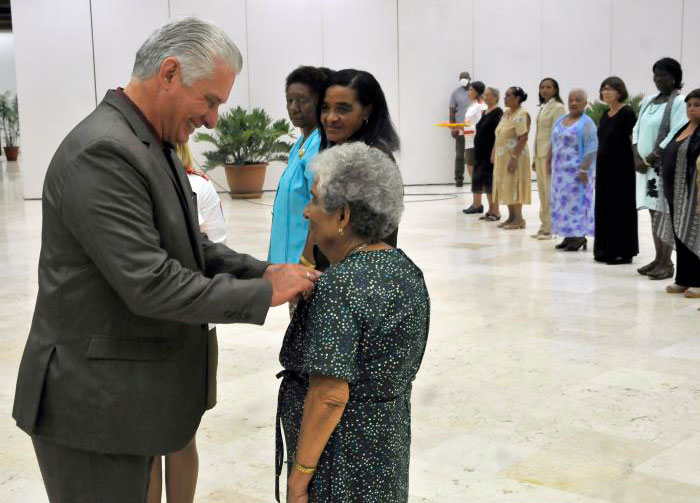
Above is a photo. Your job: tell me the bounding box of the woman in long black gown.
[594,77,639,264]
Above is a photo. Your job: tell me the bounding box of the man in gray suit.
[12,17,318,502]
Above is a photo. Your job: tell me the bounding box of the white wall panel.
[682,0,700,92]
[91,0,169,100]
[0,32,17,94]
[611,0,683,98]
[542,0,611,102]
[12,0,96,199]
[474,0,541,163]
[246,0,323,191]
[169,0,250,192]
[398,0,473,184]
[323,0,399,142]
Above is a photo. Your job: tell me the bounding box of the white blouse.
[463,101,487,148]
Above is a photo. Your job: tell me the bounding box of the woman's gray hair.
[132,17,243,86]
[312,143,404,243]
[486,86,500,100]
[569,88,588,101]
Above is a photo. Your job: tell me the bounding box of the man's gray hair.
[486,86,500,100]
[312,143,404,243]
[132,17,243,86]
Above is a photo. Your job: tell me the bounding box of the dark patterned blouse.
[276,249,430,503]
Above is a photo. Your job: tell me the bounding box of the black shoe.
[637,260,657,275]
[462,205,484,214]
[456,181,464,188]
[648,264,674,280]
[555,238,572,250]
[564,237,588,251]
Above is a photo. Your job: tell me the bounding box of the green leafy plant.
[195,106,293,170]
[0,92,20,147]
[585,93,644,126]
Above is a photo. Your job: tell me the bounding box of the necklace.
[347,242,369,256]
[298,129,317,159]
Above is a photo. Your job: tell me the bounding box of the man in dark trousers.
[12,17,319,503]
[449,71,472,187]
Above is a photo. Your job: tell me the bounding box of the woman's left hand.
[287,471,311,503]
[507,157,517,173]
[644,153,656,166]
[576,171,589,184]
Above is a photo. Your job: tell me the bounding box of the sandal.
[684,288,700,298]
[483,213,501,221]
[503,220,526,230]
[666,284,688,294]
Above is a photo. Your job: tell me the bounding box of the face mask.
[459,78,470,87]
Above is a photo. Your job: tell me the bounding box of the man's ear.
[159,57,180,86]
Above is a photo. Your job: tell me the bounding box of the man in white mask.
[449,71,472,187]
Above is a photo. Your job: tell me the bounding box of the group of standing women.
[461,57,700,298]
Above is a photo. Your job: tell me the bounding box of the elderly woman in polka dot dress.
[275,142,430,503]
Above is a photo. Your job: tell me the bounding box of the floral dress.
[550,114,598,237]
[276,249,430,503]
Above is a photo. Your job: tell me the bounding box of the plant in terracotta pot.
[0,92,20,161]
[195,106,293,199]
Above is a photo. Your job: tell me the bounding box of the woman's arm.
[508,132,529,173]
[287,374,349,502]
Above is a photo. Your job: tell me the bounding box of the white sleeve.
[189,175,228,244]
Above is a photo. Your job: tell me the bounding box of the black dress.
[661,126,700,287]
[593,106,639,262]
[472,107,503,194]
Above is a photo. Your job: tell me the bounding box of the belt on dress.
[275,369,306,502]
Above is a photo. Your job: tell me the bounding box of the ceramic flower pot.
[223,162,267,199]
[4,146,19,161]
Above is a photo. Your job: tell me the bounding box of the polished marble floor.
[1,159,699,502]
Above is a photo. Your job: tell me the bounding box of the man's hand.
[264,264,321,307]
[576,171,589,184]
[451,128,460,139]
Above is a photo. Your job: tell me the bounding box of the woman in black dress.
[470,86,503,220]
[594,77,639,264]
[661,89,700,298]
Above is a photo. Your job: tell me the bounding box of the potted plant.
[195,106,293,199]
[585,93,644,126]
[0,92,20,161]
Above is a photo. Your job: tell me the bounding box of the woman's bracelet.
[293,460,317,474]
[299,255,315,269]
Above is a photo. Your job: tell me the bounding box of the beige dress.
[493,107,532,204]
[533,99,566,233]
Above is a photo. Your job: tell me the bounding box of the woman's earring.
[338,228,344,235]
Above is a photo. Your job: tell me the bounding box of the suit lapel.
[101,90,205,270]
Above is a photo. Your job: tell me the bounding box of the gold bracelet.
[299,255,315,269]
[293,461,317,474]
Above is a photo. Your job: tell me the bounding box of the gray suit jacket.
[13,90,272,456]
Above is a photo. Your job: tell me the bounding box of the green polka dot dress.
[276,249,430,503]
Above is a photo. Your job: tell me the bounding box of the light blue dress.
[632,94,686,210]
[550,114,598,237]
[268,129,321,264]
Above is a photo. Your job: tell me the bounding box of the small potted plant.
[195,106,293,198]
[0,92,20,161]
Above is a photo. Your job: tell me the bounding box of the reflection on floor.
[1,161,699,502]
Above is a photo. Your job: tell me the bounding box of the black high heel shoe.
[564,237,587,251]
[555,237,572,250]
